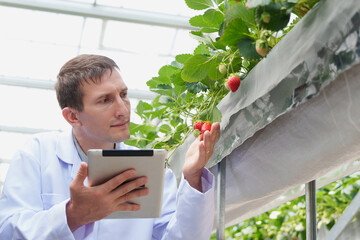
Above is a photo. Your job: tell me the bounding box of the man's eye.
[100,98,110,103]
[121,92,128,98]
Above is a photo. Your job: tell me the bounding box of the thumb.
[73,162,88,186]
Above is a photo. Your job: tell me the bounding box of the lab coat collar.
[56,130,79,165]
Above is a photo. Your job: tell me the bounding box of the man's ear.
[62,107,82,127]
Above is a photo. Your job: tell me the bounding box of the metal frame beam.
[0,125,58,135]
[325,190,360,240]
[0,75,157,100]
[217,159,226,240]
[306,180,317,240]
[0,0,196,30]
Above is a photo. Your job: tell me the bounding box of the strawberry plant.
[125,0,320,159]
[124,0,356,239]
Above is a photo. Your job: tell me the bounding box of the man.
[0,54,220,239]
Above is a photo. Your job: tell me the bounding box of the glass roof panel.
[0,39,78,80]
[103,21,176,55]
[80,18,103,48]
[0,6,83,45]
[78,47,174,91]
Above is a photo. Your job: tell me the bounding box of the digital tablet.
[87,149,167,219]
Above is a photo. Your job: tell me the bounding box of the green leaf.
[200,28,217,33]
[159,65,180,79]
[151,84,173,97]
[157,95,175,106]
[159,124,172,133]
[181,54,211,82]
[224,4,256,27]
[189,9,224,31]
[171,72,185,86]
[128,122,140,135]
[124,137,137,148]
[199,106,222,122]
[237,37,262,60]
[190,31,214,46]
[175,54,193,64]
[147,76,171,88]
[185,0,214,10]
[170,116,183,128]
[186,82,208,94]
[255,3,294,31]
[184,91,196,103]
[194,43,211,55]
[136,101,153,116]
[221,18,249,47]
[170,60,183,69]
[208,54,225,80]
[171,73,187,97]
[200,77,216,90]
[152,106,167,119]
[212,37,227,50]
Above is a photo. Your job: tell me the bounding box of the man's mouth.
[110,120,130,128]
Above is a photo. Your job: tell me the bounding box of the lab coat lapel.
[55,130,82,180]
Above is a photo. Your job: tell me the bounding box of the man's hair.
[55,54,119,111]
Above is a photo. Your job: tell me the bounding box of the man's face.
[77,69,131,146]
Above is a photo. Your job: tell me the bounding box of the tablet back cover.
[87,149,167,218]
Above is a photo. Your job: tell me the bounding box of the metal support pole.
[306,180,317,240]
[216,159,226,240]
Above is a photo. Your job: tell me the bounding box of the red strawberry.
[193,121,204,131]
[201,122,212,134]
[225,75,241,92]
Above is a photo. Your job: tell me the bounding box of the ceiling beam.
[0,0,197,30]
[0,125,59,134]
[0,75,157,100]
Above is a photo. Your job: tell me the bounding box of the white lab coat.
[0,130,215,240]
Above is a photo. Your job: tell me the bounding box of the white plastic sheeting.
[168,0,360,228]
[211,64,360,227]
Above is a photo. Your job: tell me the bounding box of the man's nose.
[114,95,129,117]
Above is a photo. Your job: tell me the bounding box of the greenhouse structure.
[0,0,359,239]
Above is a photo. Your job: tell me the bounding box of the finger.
[210,122,220,142]
[198,140,206,159]
[112,176,148,199]
[117,202,141,212]
[116,187,149,205]
[203,131,213,158]
[102,169,136,193]
[199,133,204,141]
[73,162,88,186]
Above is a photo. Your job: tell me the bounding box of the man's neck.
[72,129,114,155]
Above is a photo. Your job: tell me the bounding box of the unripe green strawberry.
[218,64,227,74]
[261,12,271,24]
[193,129,201,138]
[225,74,241,92]
[256,39,269,57]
